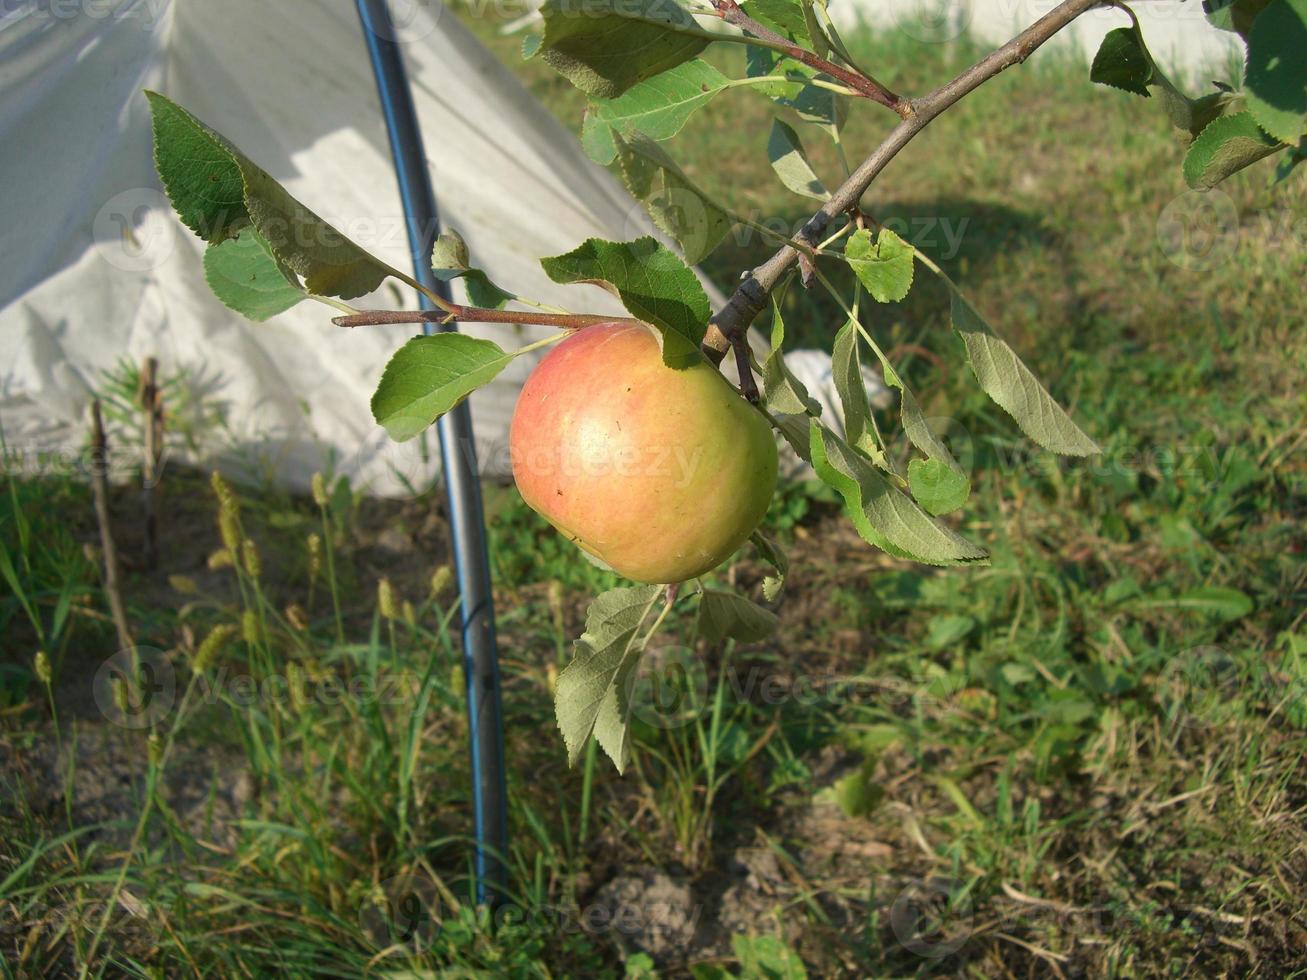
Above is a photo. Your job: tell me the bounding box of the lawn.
[1,8,1304,978]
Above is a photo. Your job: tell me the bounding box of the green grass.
[2,13,1305,978]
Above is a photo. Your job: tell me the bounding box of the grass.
[2,12,1305,978]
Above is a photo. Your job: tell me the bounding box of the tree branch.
[710,0,907,116]
[333,307,641,330]
[701,0,1110,362]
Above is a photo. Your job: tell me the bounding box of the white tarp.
[833,0,1242,84]
[0,0,740,495]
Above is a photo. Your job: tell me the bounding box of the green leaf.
[827,761,884,818]
[540,236,710,367]
[535,0,712,99]
[1183,111,1283,188]
[371,334,518,441]
[1244,0,1307,143]
[949,292,1100,457]
[744,0,811,41]
[750,531,789,602]
[1089,26,1153,96]
[847,316,969,496]
[762,301,822,416]
[809,420,987,565]
[908,458,970,516]
[1135,586,1254,622]
[147,91,398,300]
[1087,28,1231,139]
[202,230,305,322]
[767,118,830,201]
[732,934,809,980]
[147,92,248,242]
[582,60,731,165]
[555,585,662,771]
[697,588,779,644]
[778,73,847,140]
[431,230,512,309]
[611,133,734,265]
[1206,0,1272,37]
[830,321,870,446]
[845,228,913,303]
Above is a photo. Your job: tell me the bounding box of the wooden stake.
[89,400,134,652]
[140,357,163,569]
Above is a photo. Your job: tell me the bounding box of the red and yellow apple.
[509,322,778,583]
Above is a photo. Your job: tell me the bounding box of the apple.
[510,322,778,583]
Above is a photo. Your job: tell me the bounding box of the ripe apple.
[510,322,778,583]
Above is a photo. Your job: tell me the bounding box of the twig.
[139,357,163,570]
[701,0,1109,362]
[709,0,906,115]
[732,334,759,404]
[89,400,134,652]
[332,307,641,330]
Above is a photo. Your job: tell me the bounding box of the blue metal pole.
[355,0,508,907]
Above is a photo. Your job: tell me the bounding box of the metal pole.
[354,0,508,907]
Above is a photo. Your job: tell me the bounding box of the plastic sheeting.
[0,0,742,494]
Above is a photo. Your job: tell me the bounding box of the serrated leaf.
[202,230,305,322]
[697,589,779,644]
[809,421,987,566]
[430,230,472,276]
[848,320,970,505]
[830,321,870,445]
[147,92,247,242]
[540,236,710,367]
[431,230,513,309]
[1183,111,1282,188]
[583,60,731,166]
[846,228,913,303]
[767,118,830,201]
[1087,29,1231,139]
[1244,0,1307,143]
[555,585,662,771]
[611,133,733,265]
[762,301,822,416]
[949,292,1100,457]
[371,334,517,441]
[750,530,789,601]
[535,0,711,99]
[770,413,812,462]
[778,73,847,140]
[1090,26,1153,96]
[745,0,811,41]
[147,91,398,300]
[908,458,970,516]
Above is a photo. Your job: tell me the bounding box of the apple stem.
[332,308,643,330]
[732,335,760,405]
